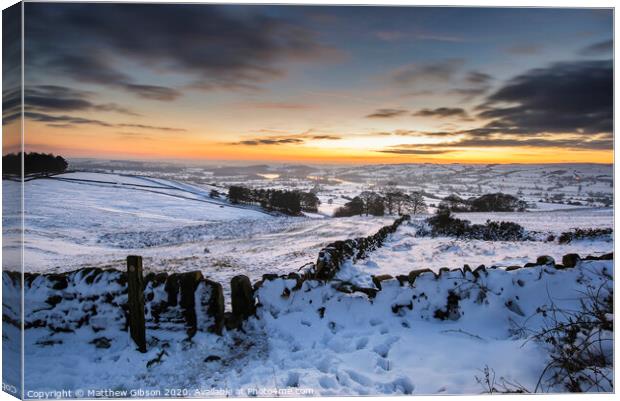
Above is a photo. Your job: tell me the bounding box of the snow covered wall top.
[2,268,225,337]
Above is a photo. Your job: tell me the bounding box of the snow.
[3,164,614,396]
[8,260,612,395]
[3,172,394,298]
[339,211,613,280]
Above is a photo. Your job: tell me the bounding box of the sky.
[2,3,614,164]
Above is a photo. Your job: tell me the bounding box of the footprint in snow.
[318,375,338,389]
[355,337,369,350]
[344,369,373,386]
[373,336,399,358]
[376,357,391,371]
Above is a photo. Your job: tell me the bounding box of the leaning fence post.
[127,255,147,353]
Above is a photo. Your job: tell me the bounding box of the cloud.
[366,108,408,118]
[26,3,340,99]
[238,138,305,146]
[123,84,182,101]
[477,59,612,136]
[386,134,612,151]
[377,147,454,155]
[413,107,469,119]
[116,124,187,132]
[372,129,457,137]
[391,58,465,85]
[441,136,612,150]
[233,132,342,146]
[505,44,542,55]
[579,39,613,56]
[379,59,613,153]
[465,71,492,84]
[310,135,342,140]
[21,85,140,116]
[21,111,186,132]
[24,112,115,127]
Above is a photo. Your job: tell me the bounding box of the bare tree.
[409,191,427,214]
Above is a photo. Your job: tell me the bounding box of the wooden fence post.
[127,255,147,353]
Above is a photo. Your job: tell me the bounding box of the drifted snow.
[13,260,612,395]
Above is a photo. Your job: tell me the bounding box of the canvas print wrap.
[1,1,614,398]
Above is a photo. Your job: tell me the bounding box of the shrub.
[439,192,527,213]
[558,228,613,244]
[424,209,526,241]
[528,271,613,392]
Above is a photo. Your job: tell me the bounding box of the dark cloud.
[116,124,187,132]
[123,85,182,101]
[413,107,469,119]
[24,112,115,127]
[465,71,492,84]
[366,108,408,118]
[20,111,185,132]
[373,129,456,137]
[440,136,612,150]
[391,58,465,85]
[238,138,305,146]
[26,3,338,100]
[579,39,613,56]
[3,85,141,121]
[22,85,140,116]
[233,132,342,146]
[380,59,613,153]
[2,4,22,90]
[310,135,342,140]
[377,147,454,155]
[385,134,612,152]
[477,59,612,136]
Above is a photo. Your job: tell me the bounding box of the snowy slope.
[12,260,612,395]
[4,173,393,292]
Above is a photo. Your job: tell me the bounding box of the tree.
[367,195,385,216]
[359,191,385,216]
[439,194,469,212]
[299,192,320,212]
[228,186,248,204]
[3,152,68,176]
[409,191,427,214]
[333,196,365,217]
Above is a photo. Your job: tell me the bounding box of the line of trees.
[228,185,320,216]
[3,152,68,176]
[439,193,528,213]
[334,189,427,218]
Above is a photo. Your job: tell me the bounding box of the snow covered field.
[3,172,393,296]
[338,209,613,283]
[2,162,614,396]
[4,168,612,285]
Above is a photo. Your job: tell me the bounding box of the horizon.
[2,4,613,164]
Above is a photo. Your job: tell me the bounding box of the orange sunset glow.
[3,4,613,165]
